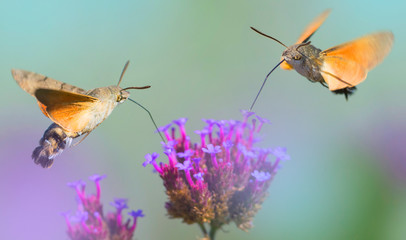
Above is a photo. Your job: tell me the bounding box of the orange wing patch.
[320,57,367,91]
[34,89,99,133]
[37,101,50,118]
[280,61,294,70]
[322,32,394,71]
[320,32,394,90]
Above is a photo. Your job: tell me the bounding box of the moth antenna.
[296,41,311,51]
[122,86,151,91]
[117,60,130,87]
[128,97,166,143]
[250,27,288,48]
[249,59,285,111]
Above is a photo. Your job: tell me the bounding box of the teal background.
[0,0,405,239]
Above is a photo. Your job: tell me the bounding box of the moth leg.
[320,82,329,88]
[73,132,91,147]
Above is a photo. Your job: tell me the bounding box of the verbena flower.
[143,111,289,238]
[63,174,144,240]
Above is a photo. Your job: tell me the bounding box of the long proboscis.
[249,59,285,111]
[128,98,166,143]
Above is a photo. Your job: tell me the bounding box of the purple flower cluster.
[62,174,144,240]
[144,111,289,232]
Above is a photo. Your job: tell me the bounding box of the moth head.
[117,88,130,103]
[282,42,311,66]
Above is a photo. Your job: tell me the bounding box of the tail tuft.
[332,87,357,101]
[32,123,71,168]
[32,145,54,168]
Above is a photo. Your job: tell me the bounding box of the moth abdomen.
[32,123,72,168]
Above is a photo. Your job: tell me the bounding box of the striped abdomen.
[32,123,75,168]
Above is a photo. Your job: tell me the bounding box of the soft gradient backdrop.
[1,0,405,239]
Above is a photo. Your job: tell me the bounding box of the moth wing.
[320,56,367,91]
[280,9,331,70]
[35,89,99,133]
[280,61,294,70]
[296,9,331,44]
[320,32,394,91]
[321,32,394,71]
[12,69,87,97]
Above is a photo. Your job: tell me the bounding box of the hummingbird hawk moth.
[249,9,394,109]
[12,61,151,168]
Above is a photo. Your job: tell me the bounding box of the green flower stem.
[209,224,220,240]
[198,223,209,239]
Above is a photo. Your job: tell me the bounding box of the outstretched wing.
[35,89,99,134]
[12,69,87,97]
[320,32,394,91]
[281,9,331,70]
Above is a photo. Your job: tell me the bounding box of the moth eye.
[293,55,302,60]
[116,95,122,102]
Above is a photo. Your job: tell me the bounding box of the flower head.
[63,175,143,240]
[144,112,288,232]
[177,149,195,159]
[110,198,128,211]
[129,209,145,218]
[272,147,290,161]
[202,144,222,154]
[193,172,204,181]
[251,170,272,182]
[176,160,193,171]
[143,152,159,167]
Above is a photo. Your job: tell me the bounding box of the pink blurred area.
[0,124,89,239]
[360,116,406,186]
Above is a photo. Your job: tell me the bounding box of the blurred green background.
[0,0,405,239]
